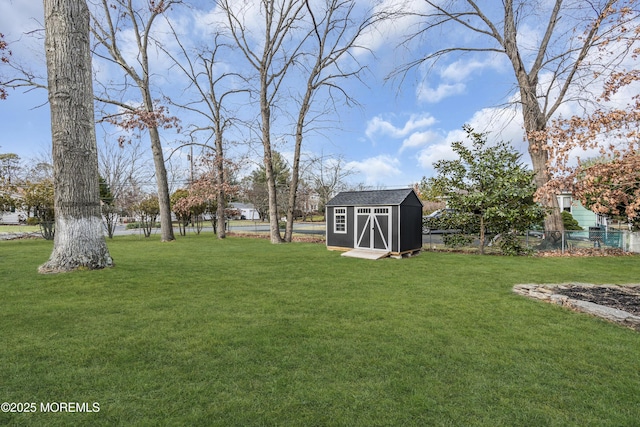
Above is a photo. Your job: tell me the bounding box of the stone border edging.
[0,231,42,241]
[513,283,640,331]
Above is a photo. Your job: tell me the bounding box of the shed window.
[334,208,347,233]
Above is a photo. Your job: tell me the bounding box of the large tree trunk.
[215,135,226,239]
[263,143,282,244]
[142,86,175,242]
[284,132,302,242]
[147,124,175,242]
[529,136,564,236]
[503,9,564,239]
[284,89,311,243]
[40,0,113,273]
[260,76,282,244]
[519,83,564,240]
[479,215,485,255]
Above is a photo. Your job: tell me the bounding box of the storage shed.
[325,188,423,258]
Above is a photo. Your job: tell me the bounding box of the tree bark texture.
[215,135,226,239]
[147,124,175,242]
[263,138,283,244]
[502,2,564,236]
[261,73,283,244]
[515,74,564,237]
[284,88,310,242]
[40,0,113,273]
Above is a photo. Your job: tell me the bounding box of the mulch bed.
[553,285,640,316]
[534,249,640,318]
[536,248,634,257]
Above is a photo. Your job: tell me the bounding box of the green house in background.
[557,193,608,229]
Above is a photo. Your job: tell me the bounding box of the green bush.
[126,222,160,230]
[562,211,583,230]
[499,233,532,256]
[443,233,473,247]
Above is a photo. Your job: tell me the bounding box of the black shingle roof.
[326,188,420,206]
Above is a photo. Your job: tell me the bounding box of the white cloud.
[441,59,483,82]
[416,141,458,175]
[466,105,525,149]
[192,5,224,33]
[415,103,528,175]
[440,55,507,82]
[416,82,466,103]
[347,154,402,184]
[0,1,44,64]
[365,113,437,139]
[415,54,508,104]
[0,2,43,42]
[192,0,300,55]
[354,0,432,54]
[400,130,442,153]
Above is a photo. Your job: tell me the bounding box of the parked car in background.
[424,208,455,220]
[422,209,459,234]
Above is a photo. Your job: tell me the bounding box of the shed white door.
[355,207,391,251]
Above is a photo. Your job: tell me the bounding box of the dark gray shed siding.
[326,189,423,254]
[399,203,423,252]
[326,206,355,248]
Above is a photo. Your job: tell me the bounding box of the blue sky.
[1,0,630,190]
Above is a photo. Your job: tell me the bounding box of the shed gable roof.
[326,188,422,207]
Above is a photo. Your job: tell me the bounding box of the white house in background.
[229,202,260,220]
[0,189,28,224]
[0,210,28,224]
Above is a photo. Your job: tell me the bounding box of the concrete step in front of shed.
[341,249,390,260]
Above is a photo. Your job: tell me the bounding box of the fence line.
[423,229,640,254]
[525,229,639,253]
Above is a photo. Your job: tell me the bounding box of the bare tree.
[282,0,391,241]
[0,32,11,99]
[90,0,181,242]
[161,27,249,239]
[98,134,150,236]
[306,153,354,218]
[220,0,308,243]
[396,0,638,239]
[98,136,149,205]
[220,0,389,243]
[39,0,113,273]
[0,153,22,184]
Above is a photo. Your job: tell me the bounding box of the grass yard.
[1,235,640,426]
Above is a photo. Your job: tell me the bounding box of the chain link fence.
[523,228,631,253]
[423,228,640,254]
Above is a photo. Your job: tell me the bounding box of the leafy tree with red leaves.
[543,26,640,223]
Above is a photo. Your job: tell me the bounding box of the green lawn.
[1,236,639,426]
